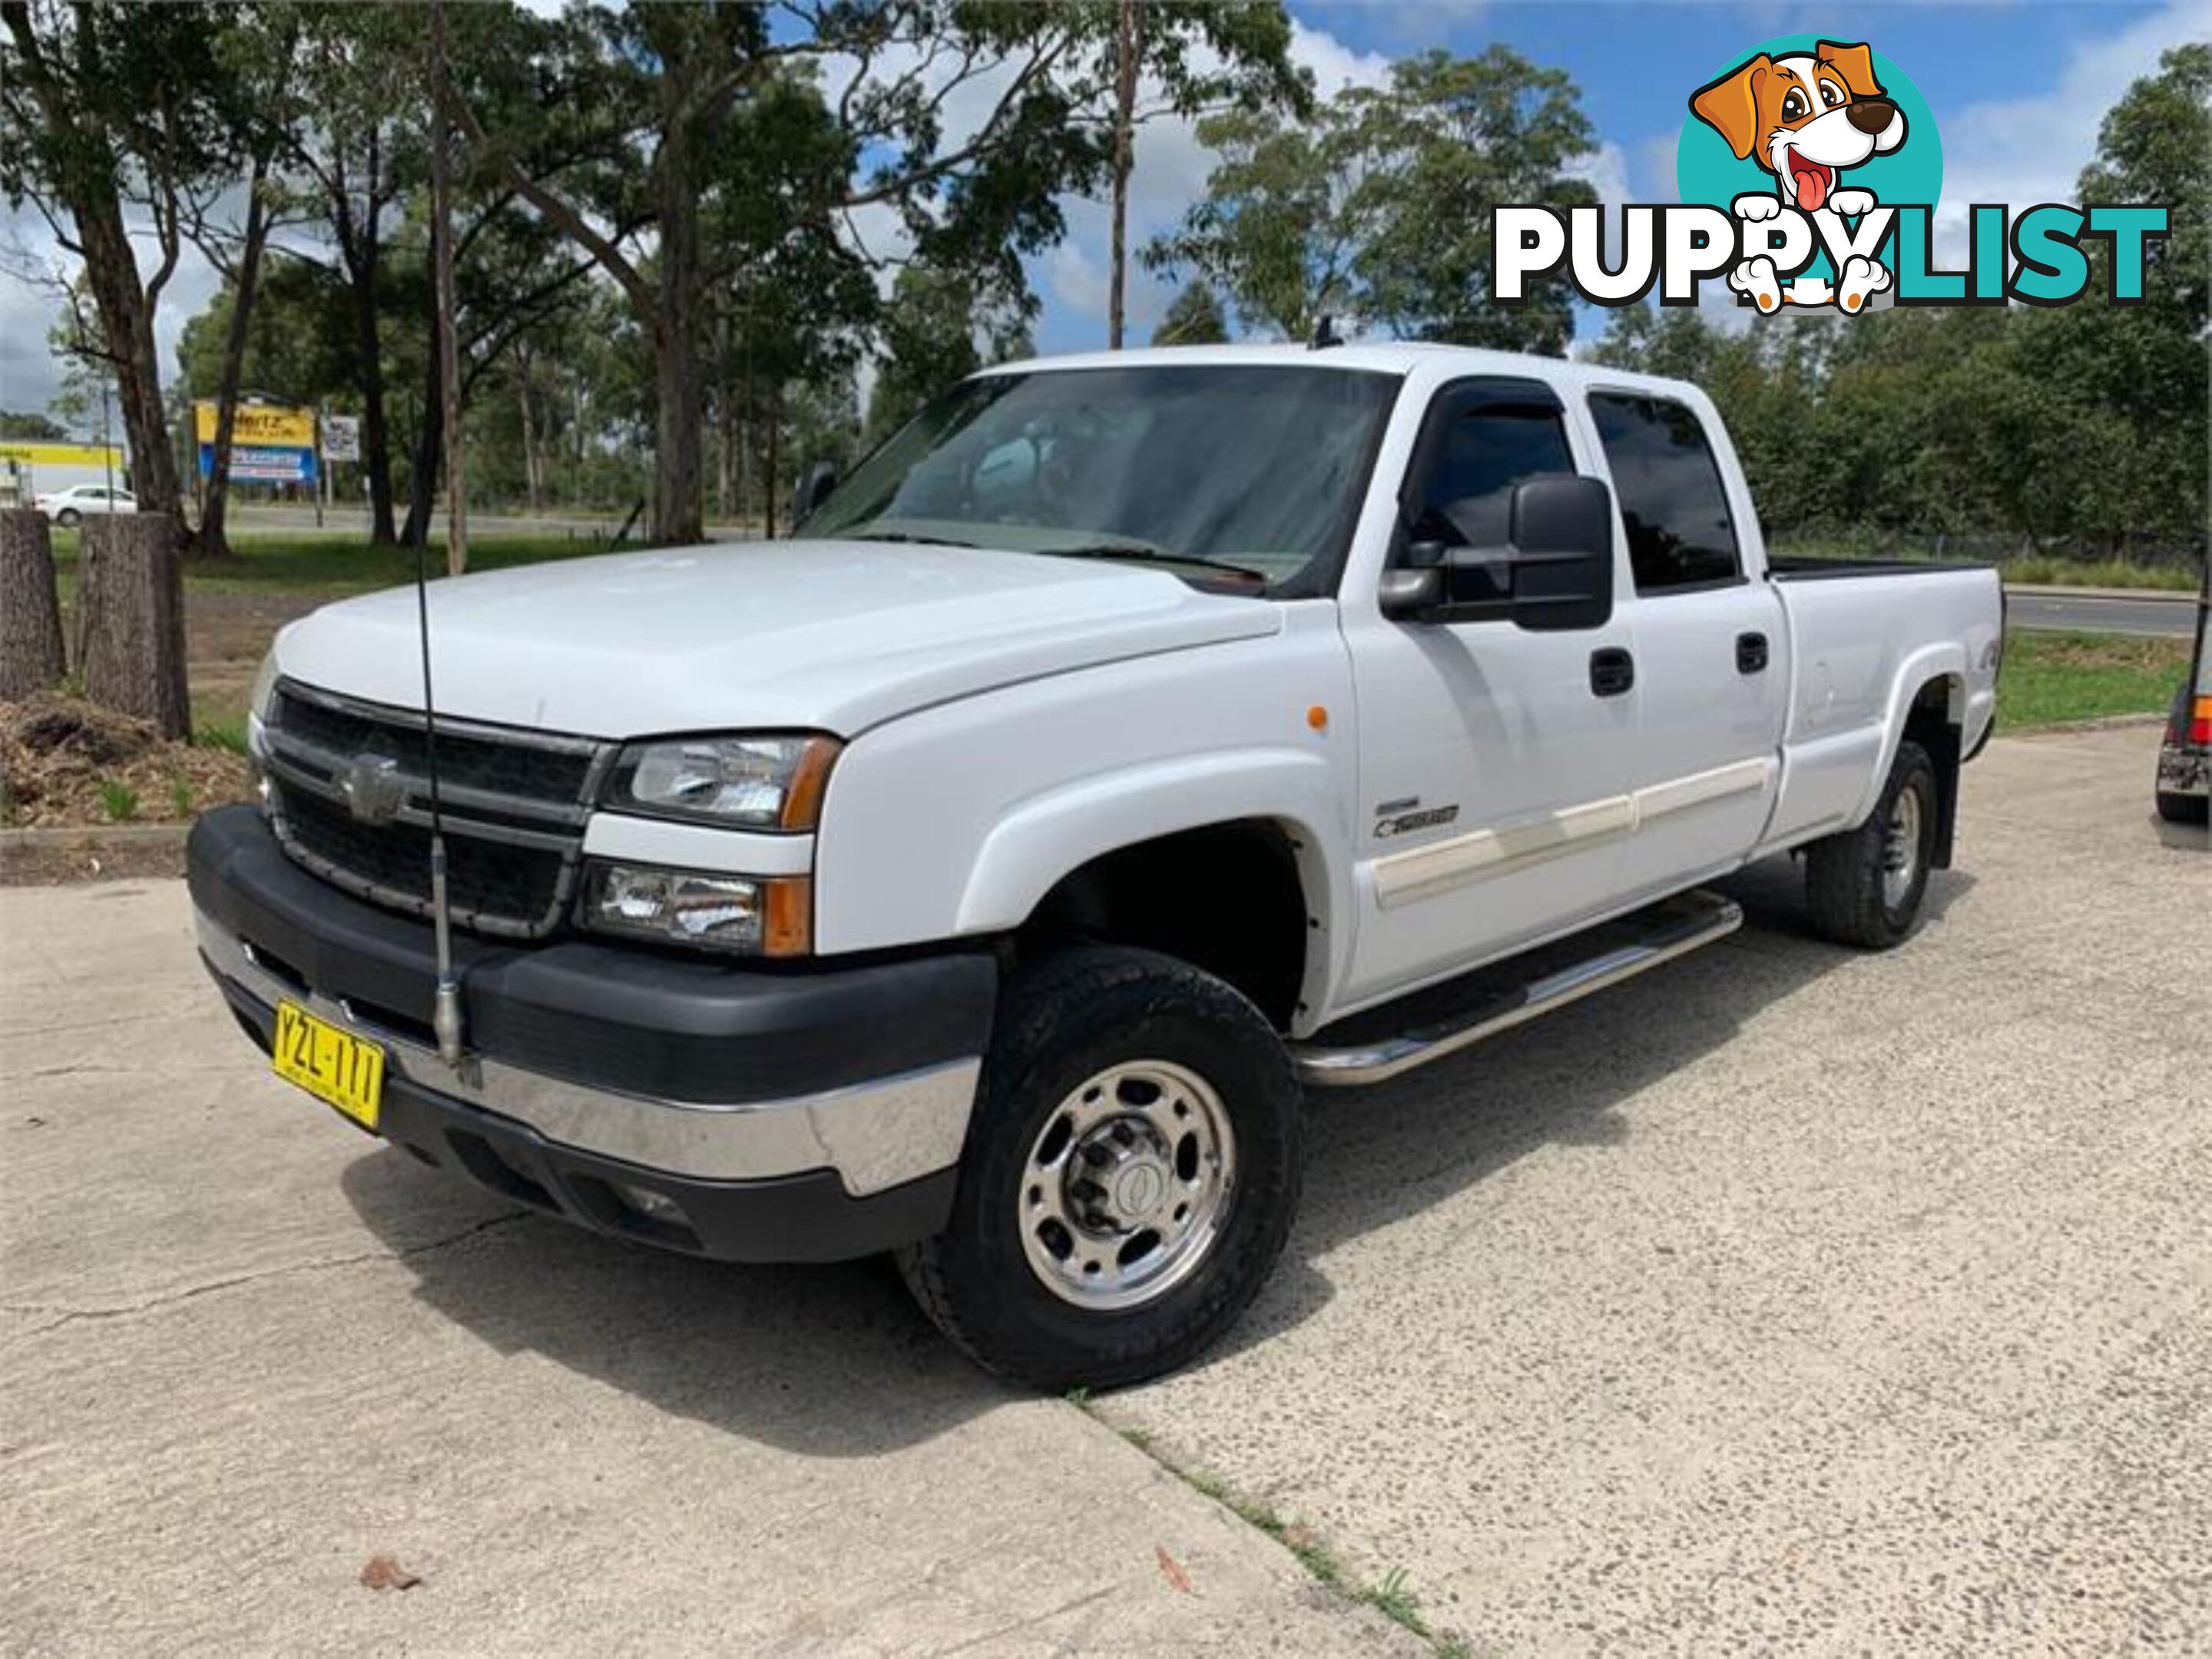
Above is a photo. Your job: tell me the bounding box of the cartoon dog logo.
[1690,41,1906,313]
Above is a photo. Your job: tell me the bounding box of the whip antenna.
[416,538,464,1066]
[423,0,465,1068]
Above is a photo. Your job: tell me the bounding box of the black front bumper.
[190,805,997,1263]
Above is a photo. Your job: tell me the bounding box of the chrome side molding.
[1292,889,1743,1088]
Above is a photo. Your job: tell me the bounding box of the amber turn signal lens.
[762,876,813,958]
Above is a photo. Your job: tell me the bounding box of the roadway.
[2005,588,2200,637]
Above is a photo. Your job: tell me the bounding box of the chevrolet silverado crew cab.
[190,344,2002,1389]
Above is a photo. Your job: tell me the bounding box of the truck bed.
[1768,555,1996,581]
[1759,558,2005,854]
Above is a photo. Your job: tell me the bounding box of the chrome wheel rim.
[1883,786,1922,909]
[1016,1059,1236,1311]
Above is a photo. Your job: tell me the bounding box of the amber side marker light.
[763,876,814,958]
[780,739,841,830]
[1306,704,1329,731]
[2189,695,2211,747]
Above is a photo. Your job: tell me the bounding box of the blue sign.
[198,444,318,485]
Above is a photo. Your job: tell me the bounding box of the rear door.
[1578,388,1787,900]
[1338,376,1644,1008]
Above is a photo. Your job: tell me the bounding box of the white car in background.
[35,482,137,528]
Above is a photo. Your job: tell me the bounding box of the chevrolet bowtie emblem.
[341,750,407,826]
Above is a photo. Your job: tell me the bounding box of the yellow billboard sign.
[0,441,123,469]
[194,402,316,448]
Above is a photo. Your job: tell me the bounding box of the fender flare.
[955,747,1350,1023]
[1846,642,1968,831]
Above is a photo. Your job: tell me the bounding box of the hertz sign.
[195,402,319,485]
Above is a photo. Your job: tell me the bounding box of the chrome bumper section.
[195,907,979,1197]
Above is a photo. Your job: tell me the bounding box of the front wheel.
[55,508,81,529]
[898,946,1301,1391]
[1803,738,1939,949]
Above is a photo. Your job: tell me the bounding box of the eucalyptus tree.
[1151,279,1228,345]
[1151,47,1598,352]
[189,3,310,558]
[275,2,428,543]
[1,1,231,530]
[450,1,1128,545]
[1081,0,1305,347]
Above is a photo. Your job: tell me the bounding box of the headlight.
[248,651,281,723]
[604,733,839,830]
[580,861,812,956]
[246,651,280,806]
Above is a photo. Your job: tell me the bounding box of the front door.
[1339,377,1644,1010]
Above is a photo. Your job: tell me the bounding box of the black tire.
[898,945,1301,1392]
[2156,788,2209,826]
[1804,738,1939,949]
[55,508,80,529]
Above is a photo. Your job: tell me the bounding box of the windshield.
[796,364,1400,595]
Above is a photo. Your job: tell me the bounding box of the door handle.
[1589,647,1634,697]
[1737,631,1769,674]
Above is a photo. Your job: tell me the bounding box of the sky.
[2,0,2204,430]
[1036,0,2209,352]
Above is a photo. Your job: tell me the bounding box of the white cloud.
[1930,0,2207,258]
[0,204,224,426]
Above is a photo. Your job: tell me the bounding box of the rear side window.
[1409,402,1576,549]
[1588,392,1740,591]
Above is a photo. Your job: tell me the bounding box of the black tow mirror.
[1380,475,1615,631]
[789,459,839,530]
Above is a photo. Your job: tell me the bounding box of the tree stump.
[78,512,190,739]
[0,508,66,700]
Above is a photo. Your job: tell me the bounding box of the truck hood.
[273,538,1283,737]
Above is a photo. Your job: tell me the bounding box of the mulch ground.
[2,695,251,833]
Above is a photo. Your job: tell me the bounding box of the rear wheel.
[2157,788,2208,826]
[1804,739,1939,949]
[899,945,1300,1391]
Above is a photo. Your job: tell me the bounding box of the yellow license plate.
[272,1001,386,1131]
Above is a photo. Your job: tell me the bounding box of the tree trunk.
[71,222,181,532]
[650,104,705,545]
[196,156,274,561]
[0,509,66,698]
[713,311,734,521]
[77,514,189,739]
[1107,0,1141,350]
[429,4,468,578]
[401,370,442,548]
[762,383,780,540]
[399,273,442,548]
[519,373,541,515]
[341,125,399,546]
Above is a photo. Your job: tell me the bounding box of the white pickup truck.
[190,343,2002,1387]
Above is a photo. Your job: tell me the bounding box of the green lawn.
[35,528,2191,737]
[51,527,648,598]
[1996,630,2190,728]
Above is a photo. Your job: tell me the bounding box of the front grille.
[263,682,614,939]
[273,688,595,803]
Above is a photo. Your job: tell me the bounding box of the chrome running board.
[1291,889,1743,1088]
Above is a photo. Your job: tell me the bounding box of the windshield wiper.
[850,530,981,548]
[1045,542,1270,585]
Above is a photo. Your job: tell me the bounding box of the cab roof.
[977,340,1701,402]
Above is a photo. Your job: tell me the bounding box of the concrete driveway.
[4,724,2205,1655]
